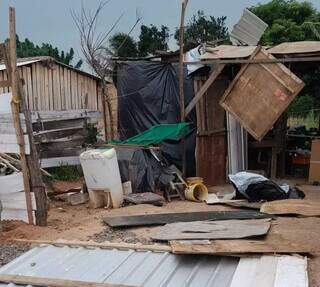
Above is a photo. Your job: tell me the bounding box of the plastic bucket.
[185,183,208,202]
[186,177,204,185]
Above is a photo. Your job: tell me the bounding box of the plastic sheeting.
[116,61,196,182]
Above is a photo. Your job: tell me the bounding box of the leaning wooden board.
[104,211,272,228]
[220,47,305,141]
[170,217,320,254]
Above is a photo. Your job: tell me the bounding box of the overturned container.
[80,148,123,208]
[185,177,208,202]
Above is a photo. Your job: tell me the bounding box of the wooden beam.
[178,0,188,177]
[14,239,172,253]
[185,64,226,117]
[0,274,134,287]
[184,55,320,65]
[6,7,34,225]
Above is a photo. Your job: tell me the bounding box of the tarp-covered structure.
[114,61,196,193]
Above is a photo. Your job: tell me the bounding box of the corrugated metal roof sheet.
[230,9,268,46]
[0,56,101,81]
[0,245,239,287]
[0,245,308,287]
[268,41,320,55]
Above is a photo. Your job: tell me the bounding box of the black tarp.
[115,61,196,192]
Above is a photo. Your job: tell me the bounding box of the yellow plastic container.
[186,177,203,185]
[185,182,208,202]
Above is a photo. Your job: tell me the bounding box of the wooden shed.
[0,56,103,111]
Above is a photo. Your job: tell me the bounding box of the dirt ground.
[1,180,320,285]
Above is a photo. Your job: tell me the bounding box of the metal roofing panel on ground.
[0,245,308,287]
[0,245,239,287]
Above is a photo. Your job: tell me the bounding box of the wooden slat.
[0,274,132,287]
[60,66,65,109]
[0,80,10,88]
[185,64,226,116]
[26,66,33,110]
[48,67,53,110]
[40,156,80,168]
[52,64,60,110]
[44,65,49,110]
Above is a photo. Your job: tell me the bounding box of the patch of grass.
[48,165,83,181]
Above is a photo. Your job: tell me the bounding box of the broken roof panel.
[268,41,320,55]
[201,45,257,60]
[230,9,268,46]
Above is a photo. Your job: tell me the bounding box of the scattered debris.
[68,193,89,206]
[124,192,165,206]
[151,218,271,241]
[104,210,272,228]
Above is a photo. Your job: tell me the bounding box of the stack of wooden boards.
[0,109,101,168]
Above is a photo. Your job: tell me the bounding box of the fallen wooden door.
[220,48,305,141]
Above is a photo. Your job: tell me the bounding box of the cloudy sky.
[1,0,319,65]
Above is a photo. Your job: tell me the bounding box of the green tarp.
[109,123,189,147]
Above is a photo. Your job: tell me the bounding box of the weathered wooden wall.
[195,77,229,186]
[0,61,100,111]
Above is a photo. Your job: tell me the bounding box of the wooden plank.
[104,211,272,228]
[66,68,71,109]
[14,239,172,252]
[34,127,84,142]
[220,48,305,141]
[21,67,29,108]
[44,65,49,110]
[31,110,101,122]
[151,219,271,241]
[170,217,320,254]
[33,118,85,132]
[7,8,34,225]
[0,121,26,134]
[0,172,24,193]
[260,199,320,216]
[52,64,60,110]
[32,63,39,110]
[185,64,226,116]
[0,192,36,210]
[0,134,30,154]
[40,156,80,168]
[26,66,33,110]
[0,275,132,287]
[60,66,66,109]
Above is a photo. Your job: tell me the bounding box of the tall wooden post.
[7,7,47,226]
[179,0,188,177]
[6,7,34,224]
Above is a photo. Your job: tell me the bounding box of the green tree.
[250,0,320,45]
[109,33,138,58]
[138,25,169,56]
[175,10,229,49]
[251,0,320,111]
[15,36,83,68]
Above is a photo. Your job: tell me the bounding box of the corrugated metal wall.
[0,62,100,111]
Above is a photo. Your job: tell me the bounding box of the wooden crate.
[220,48,305,141]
